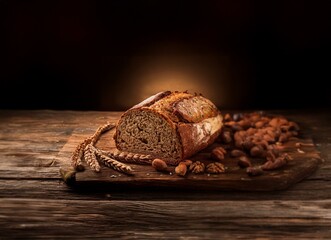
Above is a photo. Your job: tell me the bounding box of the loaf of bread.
[114,91,223,165]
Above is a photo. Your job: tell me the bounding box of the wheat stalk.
[99,149,153,165]
[84,144,101,172]
[93,147,134,175]
[71,122,115,171]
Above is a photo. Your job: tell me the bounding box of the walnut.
[206,162,225,174]
[210,147,226,161]
[189,161,205,174]
[218,131,232,144]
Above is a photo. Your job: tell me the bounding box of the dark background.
[0,0,330,111]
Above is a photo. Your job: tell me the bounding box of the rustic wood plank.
[0,178,331,201]
[0,111,120,180]
[1,198,331,239]
[56,125,322,191]
[0,109,330,238]
[0,110,329,185]
[0,109,327,186]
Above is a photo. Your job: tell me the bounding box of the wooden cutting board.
[56,124,322,191]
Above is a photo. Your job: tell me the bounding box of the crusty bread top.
[130,91,172,110]
[131,91,220,124]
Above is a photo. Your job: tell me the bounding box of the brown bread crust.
[114,91,223,165]
[130,91,172,109]
[177,116,223,159]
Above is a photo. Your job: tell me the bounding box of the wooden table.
[0,109,330,239]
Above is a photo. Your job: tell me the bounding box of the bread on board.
[114,91,223,165]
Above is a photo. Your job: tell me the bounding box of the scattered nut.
[269,117,288,128]
[237,156,252,168]
[278,133,288,143]
[230,149,246,158]
[224,121,237,128]
[263,134,275,143]
[250,145,265,157]
[220,131,232,144]
[211,112,301,177]
[255,121,265,128]
[180,159,193,167]
[241,140,254,151]
[261,154,288,170]
[265,150,277,162]
[175,163,187,176]
[152,159,168,172]
[206,162,225,174]
[189,161,205,174]
[211,147,226,161]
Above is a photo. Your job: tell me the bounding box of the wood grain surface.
[0,109,330,239]
[57,124,322,191]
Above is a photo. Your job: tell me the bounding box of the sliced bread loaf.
[114,91,223,165]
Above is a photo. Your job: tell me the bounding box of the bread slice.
[114,91,223,165]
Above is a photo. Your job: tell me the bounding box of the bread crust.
[177,114,223,159]
[114,91,223,164]
[130,91,172,109]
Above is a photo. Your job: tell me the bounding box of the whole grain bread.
[114,91,223,165]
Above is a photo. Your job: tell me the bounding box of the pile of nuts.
[152,112,300,177]
[152,158,224,176]
[214,111,299,176]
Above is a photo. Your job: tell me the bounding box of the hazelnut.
[175,163,187,176]
[180,159,193,167]
[152,159,168,172]
[250,145,265,157]
[237,156,252,168]
[230,149,246,158]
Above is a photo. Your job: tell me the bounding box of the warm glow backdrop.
[0,0,330,110]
